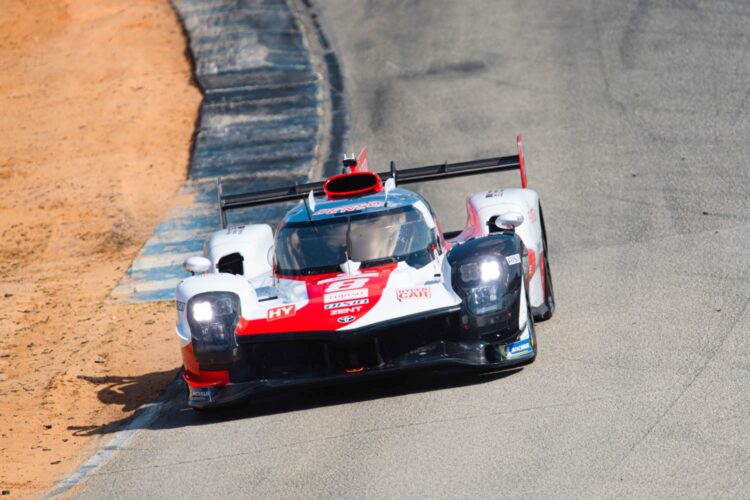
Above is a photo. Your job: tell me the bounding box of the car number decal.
[324,278,369,292]
[506,254,521,265]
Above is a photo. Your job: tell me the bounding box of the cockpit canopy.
[274,205,439,275]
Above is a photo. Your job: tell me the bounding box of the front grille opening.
[231,314,464,383]
[245,342,328,379]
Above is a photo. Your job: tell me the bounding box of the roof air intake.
[323,171,383,199]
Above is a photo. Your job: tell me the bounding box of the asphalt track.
[72,1,749,498]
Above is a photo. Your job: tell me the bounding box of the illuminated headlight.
[458,259,508,315]
[187,292,240,353]
[192,302,214,322]
[460,260,502,282]
[480,260,501,281]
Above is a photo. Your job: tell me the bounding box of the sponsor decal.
[266,304,296,321]
[396,287,432,301]
[176,301,185,312]
[506,340,532,357]
[505,254,521,265]
[337,315,356,324]
[227,225,245,235]
[485,189,505,198]
[190,386,215,404]
[314,201,384,216]
[324,299,369,310]
[508,341,531,354]
[330,306,364,316]
[324,288,368,303]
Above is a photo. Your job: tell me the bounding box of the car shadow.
[66,369,180,436]
[67,366,523,436]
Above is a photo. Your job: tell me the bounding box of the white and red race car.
[176,137,555,408]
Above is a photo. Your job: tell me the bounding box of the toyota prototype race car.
[176,136,555,409]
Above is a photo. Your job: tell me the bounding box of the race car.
[176,136,555,408]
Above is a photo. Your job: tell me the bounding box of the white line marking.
[44,399,166,499]
[110,278,183,299]
[145,229,210,244]
[129,252,198,271]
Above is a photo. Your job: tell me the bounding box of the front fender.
[175,273,260,341]
[446,233,526,342]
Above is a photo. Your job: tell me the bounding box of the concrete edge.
[50,0,349,496]
[44,375,182,499]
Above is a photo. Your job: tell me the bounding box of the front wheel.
[533,203,555,321]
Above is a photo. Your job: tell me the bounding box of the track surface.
[75,1,750,498]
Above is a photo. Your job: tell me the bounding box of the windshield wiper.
[360,256,398,268]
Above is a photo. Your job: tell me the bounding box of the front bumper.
[186,309,535,408]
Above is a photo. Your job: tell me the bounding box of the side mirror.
[488,212,524,233]
[184,256,211,275]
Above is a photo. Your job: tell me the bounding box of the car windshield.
[275,206,438,275]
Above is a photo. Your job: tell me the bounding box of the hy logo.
[267,304,296,321]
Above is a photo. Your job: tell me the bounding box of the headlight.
[466,284,503,315]
[480,260,501,281]
[192,301,214,322]
[459,260,502,282]
[187,292,240,353]
[457,259,508,315]
[459,262,481,282]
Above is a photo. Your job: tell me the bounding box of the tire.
[533,203,555,322]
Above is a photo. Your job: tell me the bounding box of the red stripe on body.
[236,262,397,336]
[181,344,230,387]
[526,248,536,286]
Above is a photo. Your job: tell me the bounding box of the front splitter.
[187,336,536,409]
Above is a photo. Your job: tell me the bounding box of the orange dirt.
[0,0,201,497]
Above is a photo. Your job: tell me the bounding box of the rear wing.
[218,135,528,228]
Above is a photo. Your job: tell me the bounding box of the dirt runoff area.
[0,0,200,497]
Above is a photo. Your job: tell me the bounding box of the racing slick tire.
[533,203,555,322]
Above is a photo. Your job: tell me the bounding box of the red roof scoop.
[324,170,383,199]
[325,148,382,199]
